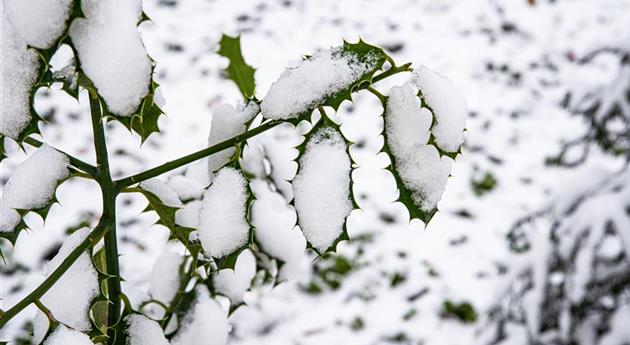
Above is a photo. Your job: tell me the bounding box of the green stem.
[115,120,282,188]
[23,136,98,176]
[89,96,121,344]
[0,219,108,329]
[367,86,386,103]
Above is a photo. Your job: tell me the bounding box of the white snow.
[384,83,455,212]
[43,325,95,345]
[599,304,630,345]
[398,144,453,212]
[149,247,184,305]
[260,47,379,120]
[207,101,259,174]
[3,0,73,49]
[172,286,229,345]
[0,145,69,232]
[250,181,305,268]
[413,65,467,152]
[0,13,39,139]
[198,167,250,258]
[175,200,202,229]
[69,0,152,115]
[385,83,433,157]
[293,127,352,252]
[167,175,205,201]
[39,228,99,332]
[125,314,170,345]
[213,249,256,304]
[140,178,182,208]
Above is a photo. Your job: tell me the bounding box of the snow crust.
[293,127,352,252]
[40,228,99,332]
[125,314,170,345]
[213,249,256,304]
[140,178,182,208]
[0,13,39,139]
[172,287,229,345]
[208,101,259,174]
[413,65,467,152]
[198,167,249,258]
[261,47,378,120]
[384,84,454,212]
[43,325,95,345]
[3,0,73,49]
[1,145,69,232]
[69,0,151,115]
[250,181,305,272]
[149,247,184,305]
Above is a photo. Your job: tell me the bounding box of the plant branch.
[0,219,108,329]
[115,120,283,188]
[23,136,98,176]
[89,96,122,344]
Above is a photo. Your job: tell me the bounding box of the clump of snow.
[293,127,352,252]
[43,325,95,345]
[125,314,170,345]
[69,0,152,115]
[140,178,182,208]
[1,145,69,232]
[398,145,453,212]
[250,181,305,268]
[385,83,433,157]
[198,167,250,258]
[149,247,184,305]
[213,249,256,304]
[40,228,99,332]
[413,65,467,152]
[172,287,229,345]
[261,47,378,120]
[3,0,73,49]
[167,175,205,201]
[207,101,259,174]
[0,14,39,139]
[175,200,202,229]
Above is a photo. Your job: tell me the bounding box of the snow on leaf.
[211,249,256,306]
[293,118,353,253]
[260,40,388,122]
[124,314,170,345]
[218,34,257,100]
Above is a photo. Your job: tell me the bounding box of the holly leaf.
[292,114,356,255]
[136,187,179,230]
[109,79,165,143]
[218,34,256,100]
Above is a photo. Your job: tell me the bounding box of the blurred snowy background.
[2,0,630,344]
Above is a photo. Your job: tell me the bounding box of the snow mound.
[69,0,152,115]
[385,83,433,157]
[3,0,73,49]
[172,287,229,345]
[250,181,305,267]
[213,249,256,304]
[149,247,184,305]
[125,314,170,345]
[0,14,39,139]
[43,325,95,345]
[140,178,182,208]
[208,102,259,174]
[413,65,467,152]
[198,167,250,258]
[261,47,379,120]
[293,127,352,252]
[1,145,69,232]
[40,228,99,332]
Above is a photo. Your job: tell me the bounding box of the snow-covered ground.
[2,0,629,343]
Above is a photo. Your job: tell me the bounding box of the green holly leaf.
[109,79,165,143]
[136,187,179,230]
[0,135,6,164]
[218,34,256,99]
